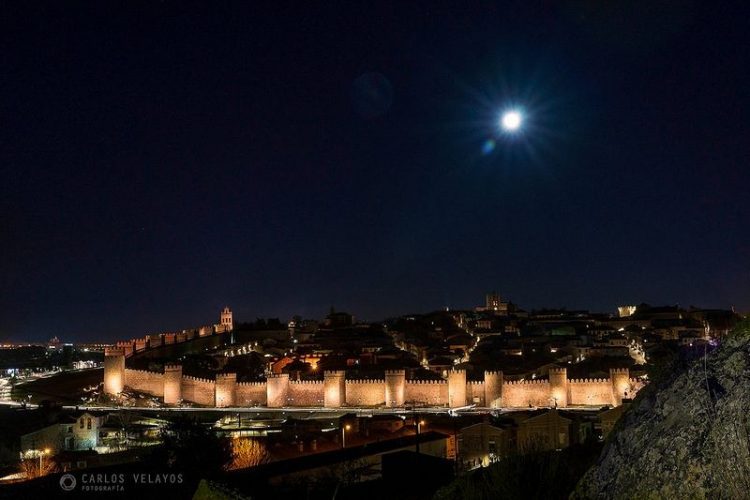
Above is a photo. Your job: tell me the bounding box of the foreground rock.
[575,320,750,499]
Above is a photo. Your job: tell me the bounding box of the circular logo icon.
[59,474,77,491]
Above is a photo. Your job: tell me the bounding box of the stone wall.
[104,354,641,409]
[405,380,448,406]
[569,379,615,406]
[124,368,164,397]
[181,376,215,406]
[288,380,325,406]
[502,380,552,407]
[467,380,485,406]
[103,348,125,394]
[215,373,237,407]
[236,381,267,406]
[345,380,385,406]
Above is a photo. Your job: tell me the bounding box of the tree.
[150,418,232,477]
[19,455,57,479]
[227,437,270,470]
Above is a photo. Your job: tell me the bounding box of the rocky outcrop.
[575,320,750,499]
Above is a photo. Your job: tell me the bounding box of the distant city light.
[500,110,522,131]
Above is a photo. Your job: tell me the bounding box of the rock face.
[575,321,750,499]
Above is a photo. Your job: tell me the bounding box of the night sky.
[2,2,749,342]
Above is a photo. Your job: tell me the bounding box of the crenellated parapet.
[503,378,549,385]
[182,375,213,384]
[569,377,610,384]
[115,341,134,357]
[123,367,161,376]
[237,381,266,387]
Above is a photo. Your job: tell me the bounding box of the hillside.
[575,320,750,498]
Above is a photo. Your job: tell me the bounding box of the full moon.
[501,110,522,131]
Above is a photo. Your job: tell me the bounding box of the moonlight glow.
[501,110,522,131]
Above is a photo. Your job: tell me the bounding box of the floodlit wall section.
[236,382,267,406]
[502,380,552,407]
[345,380,385,406]
[404,380,448,406]
[288,380,325,407]
[123,368,164,397]
[103,355,639,409]
[182,376,215,406]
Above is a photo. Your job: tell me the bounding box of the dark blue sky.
[2,2,749,342]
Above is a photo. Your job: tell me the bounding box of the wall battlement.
[237,381,265,387]
[123,368,161,377]
[504,378,549,385]
[569,378,609,384]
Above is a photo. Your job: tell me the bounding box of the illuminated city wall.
[237,381,267,406]
[323,370,346,407]
[346,380,385,406]
[384,370,406,407]
[215,373,237,407]
[503,379,552,407]
[467,380,485,406]
[103,350,640,409]
[163,364,183,404]
[405,380,448,407]
[288,380,324,406]
[123,368,164,397]
[181,376,215,406]
[484,371,503,409]
[103,347,125,394]
[569,379,614,406]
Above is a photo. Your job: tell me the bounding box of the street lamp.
[341,424,351,448]
[415,418,426,454]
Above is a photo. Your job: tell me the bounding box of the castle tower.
[215,373,237,407]
[116,341,134,358]
[610,368,630,406]
[486,292,501,310]
[324,370,346,407]
[447,369,467,408]
[384,370,406,407]
[221,307,233,331]
[163,364,183,405]
[133,337,147,352]
[484,370,504,409]
[103,347,125,395]
[549,367,569,408]
[266,373,290,408]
